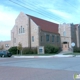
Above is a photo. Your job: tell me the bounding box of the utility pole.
[28,16,31,49]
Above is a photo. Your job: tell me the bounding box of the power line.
[9,0,63,23]
[17,0,63,21]
[20,0,66,22]
[10,0,78,23]
[14,0,78,23]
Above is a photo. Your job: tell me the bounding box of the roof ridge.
[26,14,59,34]
[26,14,58,25]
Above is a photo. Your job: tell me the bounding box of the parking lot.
[0,57,80,80]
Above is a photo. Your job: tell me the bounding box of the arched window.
[46,34,49,42]
[57,36,60,42]
[23,28,24,33]
[32,36,34,42]
[19,26,25,34]
[19,28,20,34]
[21,26,22,33]
[63,31,66,36]
[52,35,54,42]
[41,36,42,42]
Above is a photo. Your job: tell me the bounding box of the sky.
[0,0,80,41]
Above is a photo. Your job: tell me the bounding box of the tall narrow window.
[32,36,34,42]
[41,36,42,42]
[21,26,22,33]
[46,34,49,42]
[19,28,20,34]
[52,35,54,42]
[23,28,24,33]
[63,31,66,36]
[57,36,59,42]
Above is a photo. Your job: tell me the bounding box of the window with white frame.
[32,36,34,42]
[63,31,66,36]
[46,34,49,42]
[23,28,25,33]
[19,28,20,33]
[19,26,25,34]
[5,44,9,48]
[21,26,22,33]
[57,36,60,42]
[52,35,54,42]
[41,36,42,42]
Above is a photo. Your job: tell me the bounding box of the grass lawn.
[63,52,80,56]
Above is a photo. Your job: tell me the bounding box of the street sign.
[71,42,75,47]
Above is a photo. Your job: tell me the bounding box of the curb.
[52,55,74,58]
[13,55,74,58]
[13,56,54,58]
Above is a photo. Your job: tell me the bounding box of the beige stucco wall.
[11,12,39,48]
[30,19,39,47]
[11,12,29,47]
[59,24,72,48]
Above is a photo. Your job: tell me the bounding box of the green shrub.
[44,44,52,53]
[54,47,58,53]
[32,47,37,54]
[8,46,17,55]
[8,45,59,55]
[22,47,37,55]
[44,44,59,54]
[74,47,80,52]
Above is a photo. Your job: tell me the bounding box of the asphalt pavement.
[0,57,80,80]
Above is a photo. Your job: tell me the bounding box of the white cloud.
[49,9,72,20]
[0,5,19,41]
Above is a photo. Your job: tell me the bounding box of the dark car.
[0,50,12,57]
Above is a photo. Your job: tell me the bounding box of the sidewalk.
[13,54,74,58]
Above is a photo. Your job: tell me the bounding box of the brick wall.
[39,30,61,47]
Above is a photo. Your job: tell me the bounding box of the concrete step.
[59,51,73,54]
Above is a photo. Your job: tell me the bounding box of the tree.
[0,45,4,50]
[17,42,22,55]
[8,46,17,55]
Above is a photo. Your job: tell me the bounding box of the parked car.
[0,50,12,57]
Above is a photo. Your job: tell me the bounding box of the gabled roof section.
[26,14,59,34]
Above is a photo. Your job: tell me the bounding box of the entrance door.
[62,42,69,51]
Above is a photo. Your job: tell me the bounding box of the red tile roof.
[27,15,59,34]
